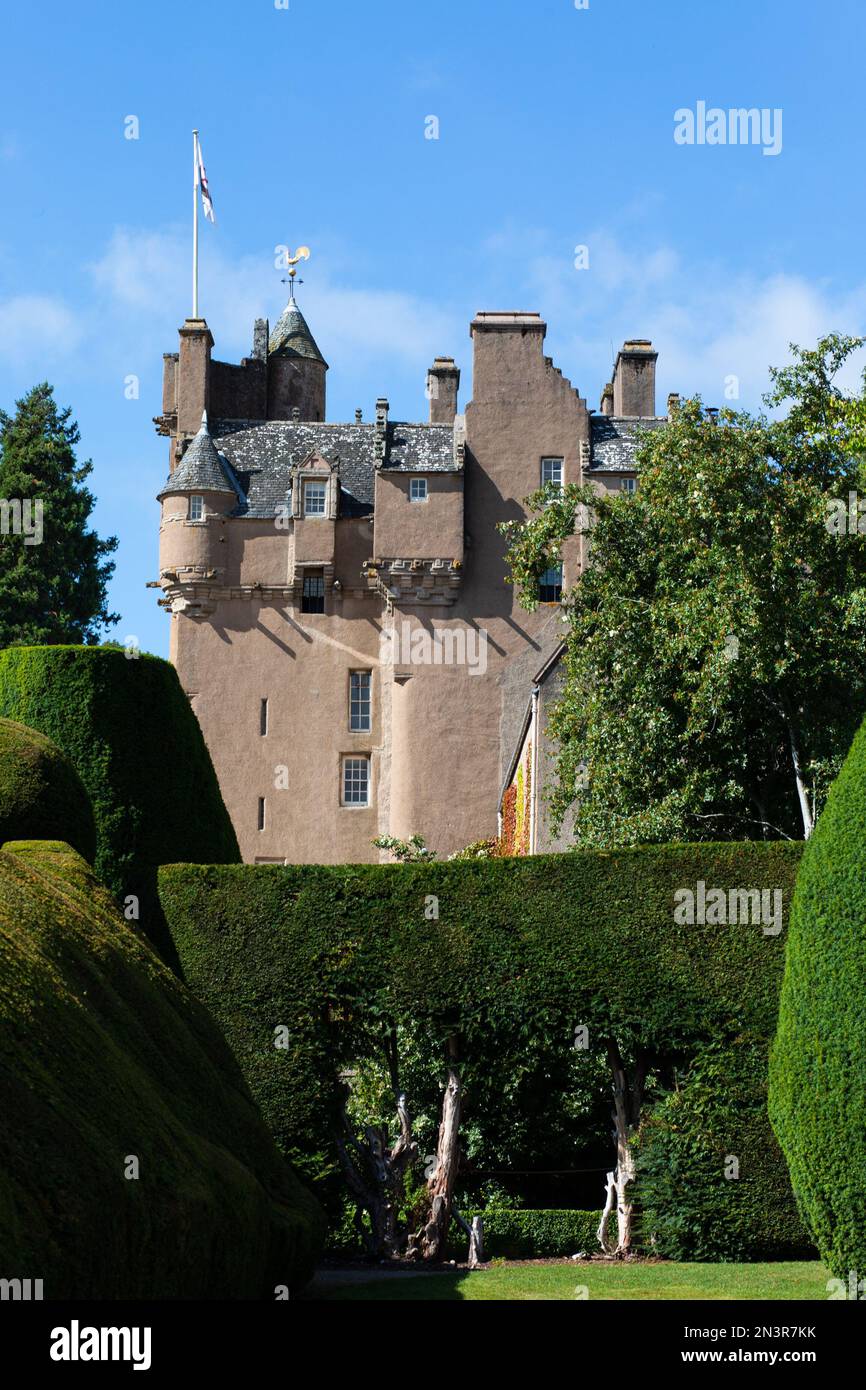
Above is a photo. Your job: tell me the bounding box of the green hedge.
[448,1210,600,1261]
[770,716,866,1281]
[0,840,323,1298]
[638,1036,813,1261]
[0,717,96,862]
[0,646,239,961]
[160,842,808,1258]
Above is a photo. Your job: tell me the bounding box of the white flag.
[195,136,215,223]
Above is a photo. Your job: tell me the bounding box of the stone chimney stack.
[600,382,614,417]
[252,318,269,361]
[375,397,389,466]
[427,356,460,424]
[611,340,658,417]
[177,318,214,438]
[667,392,681,418]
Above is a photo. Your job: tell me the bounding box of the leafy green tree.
[0,384,118,646]
[501,335,866,845]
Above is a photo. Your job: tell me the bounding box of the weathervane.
[281,246,311,301]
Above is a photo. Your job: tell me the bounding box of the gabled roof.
[158,413,240,498]
[267,298,328,366]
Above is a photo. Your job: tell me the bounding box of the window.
[303,480,327,516]
[409,478,428,503]
[539,565,563,603]
[541,458,563,489]
[257,796,266,831]
[350,672,371,731]
[622,477,637,495]
[301,572,325,614]
[343,756,370,806]
[260,697,268,736]
[188,495,204,521]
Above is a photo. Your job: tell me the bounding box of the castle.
[154,285,666,863]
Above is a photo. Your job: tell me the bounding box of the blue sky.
[2,0,865,656]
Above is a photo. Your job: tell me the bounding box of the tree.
[501,335,866,846]
[0,384,118,646]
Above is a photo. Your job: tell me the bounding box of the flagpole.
[192,129,199,319]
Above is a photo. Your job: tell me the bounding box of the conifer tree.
[0,383,118,646]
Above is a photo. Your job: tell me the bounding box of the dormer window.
[188,495,204,521]
[303,481,327,516]
[409,478,428,503]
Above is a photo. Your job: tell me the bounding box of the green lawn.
[310,1261,830,1301]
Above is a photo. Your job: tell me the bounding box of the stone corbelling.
[363,556,463,608]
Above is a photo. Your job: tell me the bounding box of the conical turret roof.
[158,413,239,498]
[268,296,328,366]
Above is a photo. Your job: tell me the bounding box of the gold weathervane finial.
[282,246,311,300]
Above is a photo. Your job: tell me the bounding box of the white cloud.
[0,294,84,365]
[8,221,866,417]
[505,225,866,410]
[87,227,460,384]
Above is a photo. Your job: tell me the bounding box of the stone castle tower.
[154,285,664,863]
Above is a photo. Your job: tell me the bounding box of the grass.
[310,1260,830,1301]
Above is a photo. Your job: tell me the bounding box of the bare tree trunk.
[596,1043,648,1257]
[417,1035,462,1261]
[452,1207,485,1267]
[780,696,814,838]
[334,1074,418,1260]
[597,1171,617,1254]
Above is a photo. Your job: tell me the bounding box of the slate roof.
[268,299,328,365]
[381,423,456,472]
[203,419,457,519]
[158,414,240,498]
[588,415,667,472]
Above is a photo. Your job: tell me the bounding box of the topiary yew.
[0,840,323,1297]
[769,718,866,1282]
[0,717,96,862]
[0,645,240,963]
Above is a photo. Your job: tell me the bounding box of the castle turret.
[157,412,239,584]
[267,294,327,422]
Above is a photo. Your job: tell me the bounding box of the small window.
[622,477,637,495]
[303,480,327,516]
[258,796,266,831]
[539,565,563,603]
[260,697,268,736]
[350,672,371,732]
[343,756,370,806]
[409,478,428,503]
[189,495,204,521]
[541,458,563,489]
[301,572,325,614]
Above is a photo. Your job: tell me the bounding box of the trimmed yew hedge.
[160,842,810,1259]
[770,716,866,1280]
[0,717,96,862]
[0,645,239,962]
[446,1209,600,1261]
[638,1036,813,1261]
[0,840,323,1297]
